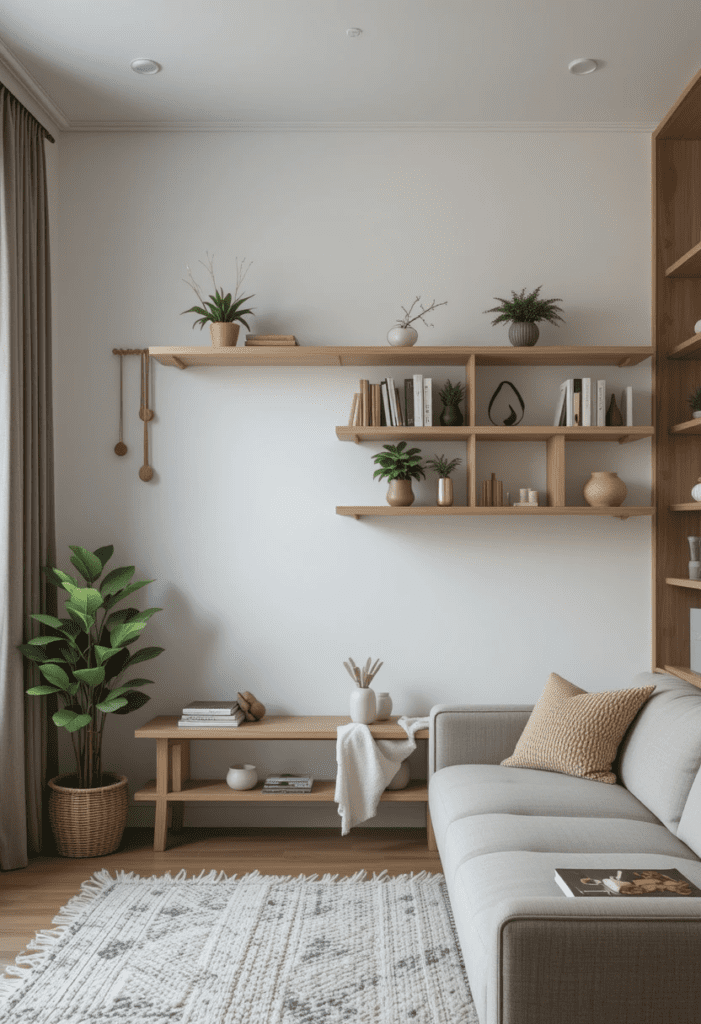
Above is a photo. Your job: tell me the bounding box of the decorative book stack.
[178,700,245,728]
[348,376,432,427]
[262,775,313,794]
[245,335,298,347]
[481,472,504,507]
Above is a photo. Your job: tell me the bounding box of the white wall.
[56,129,652,826]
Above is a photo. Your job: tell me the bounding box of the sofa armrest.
[429,704,532,777]
[493,899,701,1024]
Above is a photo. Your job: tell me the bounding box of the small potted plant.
[19,544,163,857]
[438,379,466,426]
[371,441,425,506]
[182,252,255,347]
[387,296,447,347]
[484,285,564,347]
[689,387,701,419]
[425,454,462,506]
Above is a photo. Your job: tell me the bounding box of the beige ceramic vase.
[209,322,240,347]
[386,479,415,506]
[583,471,627,507]
[437,478,453,506]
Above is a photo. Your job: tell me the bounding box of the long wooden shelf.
[149,345,653,369]
[135,714,428,741]
[670,418,701,435]
[134,778,428,803]
[670,503,701,512]
[336,425,653,444]
[666,240,701,278]
[666,577,701,590]
[337,506,652,519]
[669,333,701,360]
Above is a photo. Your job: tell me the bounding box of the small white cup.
[690,562,701,581]
[226,764,257,790]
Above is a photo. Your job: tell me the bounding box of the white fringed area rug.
[0,870,477,1024]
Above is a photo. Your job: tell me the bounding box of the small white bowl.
[226,764,257,790]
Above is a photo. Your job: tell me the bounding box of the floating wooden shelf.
[337,506,652,519]
[149,345,653,370]
[336,425,653,444]
[665,577,701,590]
[669,503,701,512]
[670,418,701,435]
[666,240,701,279]
[669,333,701,360]
[663,665,701,690]
[134,778,428,804]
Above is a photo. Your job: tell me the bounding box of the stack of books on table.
[177,700,245,728]
[262,775,313,794]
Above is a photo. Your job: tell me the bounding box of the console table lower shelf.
[134,715,432,852]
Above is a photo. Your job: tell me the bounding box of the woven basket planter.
[48,774,128,858]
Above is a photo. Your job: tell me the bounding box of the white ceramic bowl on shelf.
[226,764,257,790]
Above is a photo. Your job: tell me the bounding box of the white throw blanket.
[334,716,429,835]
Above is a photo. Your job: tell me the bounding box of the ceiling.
[1,1,700,130]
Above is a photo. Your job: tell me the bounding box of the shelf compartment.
[665,577,701,590]
[149,345,653,370]
[337,506,652,519]
[663,665,701,690]
[670,418,701,435]
[669,333,701,360]
[666,240,701,278]
[336,426,653,444]
[134,778,428,803]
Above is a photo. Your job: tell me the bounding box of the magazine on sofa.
[555,868,701,897]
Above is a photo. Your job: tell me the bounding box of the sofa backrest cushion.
[678,770,701,857]
[618,672,701,835]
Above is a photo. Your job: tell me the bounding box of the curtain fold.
[0,85,55,870]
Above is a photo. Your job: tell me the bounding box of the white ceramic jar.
[386,761,410,790]
[226,764,257,790]
[349,688,376,724]
[375,693,393,720]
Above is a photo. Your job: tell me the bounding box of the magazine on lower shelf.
[555,868,701,897]
[262,775,313,793]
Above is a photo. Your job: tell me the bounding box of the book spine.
[565,379,573,426]
[596,380,606,426]
[386,377,398,425]
[423,378,432,426]
[413,375,424,427]
[554,383,567,427]
[381,381,392,426]
[573,379,582,426]
[394,387,404,426]
[348,393,359,427]
[404,379,414,426]
[582,378,591,426]
[625,385,633,426]
[360,379,370,426]
[371,383,381,427]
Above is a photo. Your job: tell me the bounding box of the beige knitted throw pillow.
[501,672,655,784]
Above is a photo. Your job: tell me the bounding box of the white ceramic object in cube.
[690,562,701,581]
[226,764,257,790]
[350,688,376,724]
[694,319,701,334]
[692,480,701,502]
[386,761,410,790]
[375,692,393,720]
[387,326,418,347]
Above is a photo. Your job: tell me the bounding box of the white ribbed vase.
[350,688,376,724]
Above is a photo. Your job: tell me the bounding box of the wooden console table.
[134,715,432,852]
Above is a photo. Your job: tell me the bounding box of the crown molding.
[0,38,69,133]
[66,118,658,134]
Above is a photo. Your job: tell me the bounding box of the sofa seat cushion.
[447,851,701,1024]
[429,763,659,848]
[439,813,697,885]
[618,672,701,834]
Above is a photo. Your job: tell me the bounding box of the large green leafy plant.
[19,545,163,789]
[372,442,425,483]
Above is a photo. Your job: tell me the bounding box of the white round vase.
[694,319,701,334]
[692,478,701,502]
[386,761,410,790]
[226,764,257,790]
[387,326,418,347]
[375,693,393,720]
[350,688,376,724]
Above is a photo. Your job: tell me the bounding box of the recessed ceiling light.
[346,28,362,38]
[568,58,598,75]
[130,58,161,75]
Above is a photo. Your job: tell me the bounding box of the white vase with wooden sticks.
[344,657,383,724]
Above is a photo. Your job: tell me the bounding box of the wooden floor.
[0,826,441,970]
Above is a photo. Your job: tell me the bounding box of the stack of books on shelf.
[348,376,433,427]
[245,334,298,347]
[554,379,634,427]
[262,775,313,794]
[177,700,245,728]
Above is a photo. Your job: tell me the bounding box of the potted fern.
[425,454,462,507]
[19,544,163,857]
[182,252,255,347]
[689,387,701,419]
[484,285,564,347]
[371,442,425,506]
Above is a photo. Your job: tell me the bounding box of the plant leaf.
[64,713,93,733]
[42,566,79,591]
[69,546,103,583]
[96,697,128,713]
[18,644,57,663]
[30,613,65,631]
[27,635,62,646]
[112,690,151,714]
[66,587,104,619]
[126,646,164,668]
[26,685,59,695]
[109,620,146,648]
[73,666,106,687]
[100,565,135,596]
[39,664,70,690]
[93,545,114,569]
[108,679,155,700]
[53,708,78,727]
[94,645,124,666]
[104,579,152,610]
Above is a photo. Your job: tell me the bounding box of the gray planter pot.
[508,322,540,347]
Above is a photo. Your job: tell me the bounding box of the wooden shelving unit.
[653,67,701,688]
[337,506,651,520]
[336,425,652,445]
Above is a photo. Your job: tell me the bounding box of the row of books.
[349,376,434,428]
[262,775,313,794]
[177,700,245,728]
[554,380,634,427]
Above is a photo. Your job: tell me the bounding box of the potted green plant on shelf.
[387,296,448,347]
[371,442,425,506]
[425,454,462,507]
[182,252,255,348]
[484,285,564,348]
[19,544,163,858]
[438,380,466,426]
[689,387,701,419]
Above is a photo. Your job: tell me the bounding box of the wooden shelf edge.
[665,577,701,590]
[337,506,653,518]
[134,779,428,803]
[669,333,701,360]
[665,239,701,279]
[336,425,653,443]
[670,417,701,435]
[670,503,701,512]
[662,666,701,690]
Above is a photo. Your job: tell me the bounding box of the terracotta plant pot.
[209,322,240,347]
[583,471,627,508]
[386,479,415,506]
[48,773,128,858]
[508,322,539,347]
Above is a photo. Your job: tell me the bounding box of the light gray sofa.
[428,671,701,1024]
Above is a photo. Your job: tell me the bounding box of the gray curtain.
[0,85,55,871]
